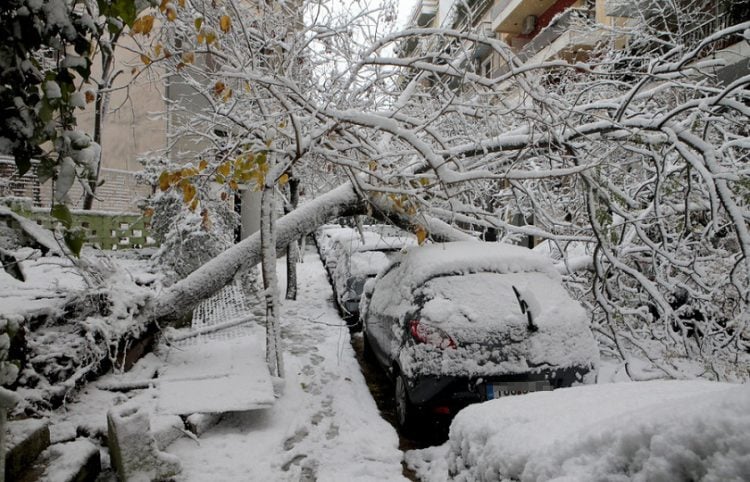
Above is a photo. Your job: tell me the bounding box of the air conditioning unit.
[521,15,537,35]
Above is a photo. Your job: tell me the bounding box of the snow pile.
[0,243,161,414]
[407,380,750,481]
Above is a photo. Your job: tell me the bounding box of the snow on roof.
[407,380,749,481]
[391,241,560,290]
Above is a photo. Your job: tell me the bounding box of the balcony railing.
[681,12,733,48]
[446,0,494,31]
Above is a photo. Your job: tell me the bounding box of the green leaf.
[39,98,53,123]
[64,230,86,257]
[98,0,138,28]
[51,204,73,229]
[114,0,138,27]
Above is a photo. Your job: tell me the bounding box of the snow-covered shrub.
[139,156,239,282]
[149,189,238,282]
[0,316,21,388]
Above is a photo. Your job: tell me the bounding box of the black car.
[360,242,599,431]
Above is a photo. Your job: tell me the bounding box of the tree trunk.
[285,174,301,300]
[83,83,104,210]
[260,185,283,378]
[83,31,120,210]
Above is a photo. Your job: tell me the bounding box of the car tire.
[395,374,417,435]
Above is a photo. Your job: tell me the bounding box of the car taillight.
[409,320,456,349]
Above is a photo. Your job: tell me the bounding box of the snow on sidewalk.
[166,247,407,481]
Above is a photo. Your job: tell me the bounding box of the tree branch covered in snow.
[140,0,749,380]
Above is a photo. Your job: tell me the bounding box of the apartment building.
[2,2,307,239]
[401,0,748,83]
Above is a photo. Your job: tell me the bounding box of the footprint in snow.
[283,427,309,451]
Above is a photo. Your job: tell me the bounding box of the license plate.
[485,381,552,400]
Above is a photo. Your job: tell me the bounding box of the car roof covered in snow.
[390,241,560,290]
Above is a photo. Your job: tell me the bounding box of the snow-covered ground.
[165,249,407,481]
[23,242,750,482]
[48,247,407,481]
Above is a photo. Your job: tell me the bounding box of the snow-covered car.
[332,236,416,320]
[361,241,599,430]
[324,230,393,278]
[314,225,354,263]
[406,380,750,481]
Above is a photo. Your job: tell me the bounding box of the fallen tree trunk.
[151,182,474,322]
[152,183,365,321]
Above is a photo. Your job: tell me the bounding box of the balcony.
[408,0,439,28]
[490,8,596,78]
[491,0,558,34]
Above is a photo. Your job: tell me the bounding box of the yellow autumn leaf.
[199,159,208,171]
[205,30,217,44]
[197,31,206,44]
[132,15,152,35]
[140,54,151,65]
[217,161,231,177]
[182,167,198,177]
[419,177,430,186]
[159,0,169,12]
[195,17,203,31]
[229,180,239,191]
[213,81,225,96]
[220,15,232,33]
[181,51,195,64]
[279,173,289,185]
[221,87,233,102]
[183,182,197,203]
[178,0,185,7]
[167,7,177,21]
[158,171,170,191]
[154,43,162,57]
[368,160,378,171]
[416,226,427,245]
[189,198,199,211]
